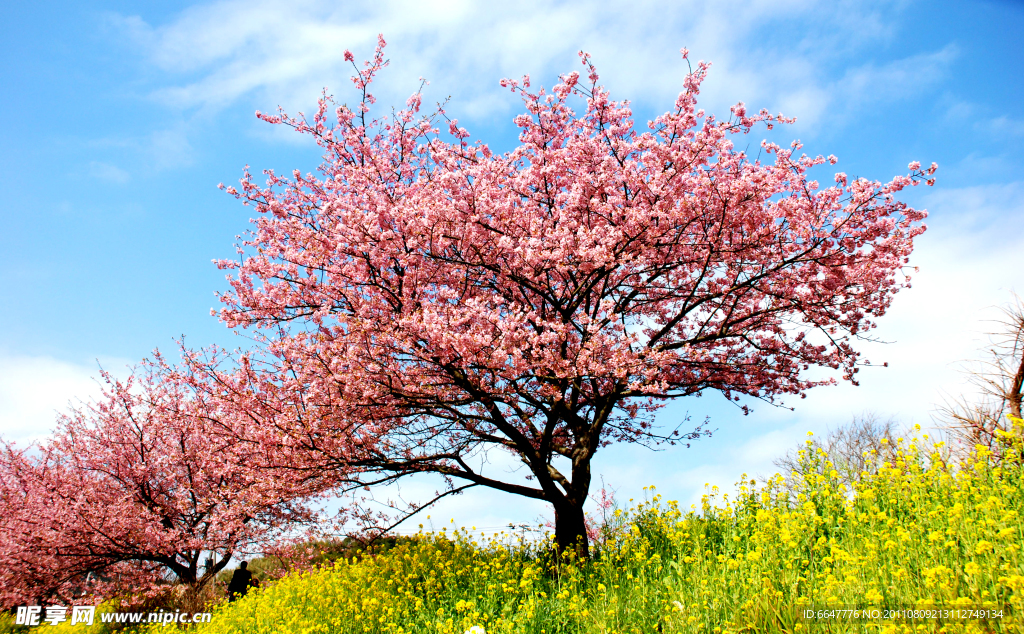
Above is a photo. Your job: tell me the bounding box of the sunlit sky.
[2,0,1023,533]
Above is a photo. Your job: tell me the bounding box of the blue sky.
[2,0,1023,533]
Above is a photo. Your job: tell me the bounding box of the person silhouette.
[226,561,253,602]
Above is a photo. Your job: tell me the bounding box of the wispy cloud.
[991,115,1024,137]
[87,161,131,184]
[150,128,195,169]
[108,0,947,135]
[0,354,130,444]
[816,44,958,128]
[835,44,957,104]
[88,126,196,171]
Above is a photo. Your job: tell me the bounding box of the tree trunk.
[1009,351,1023,421]
[196,552,232,590]
[553,500,590,559]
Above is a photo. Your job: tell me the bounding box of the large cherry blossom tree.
[216,38,934,556]
[0,353,319,606]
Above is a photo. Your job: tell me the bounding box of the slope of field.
[179,429,1024,633]
[33,426,1024,634]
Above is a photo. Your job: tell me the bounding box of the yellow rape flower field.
[48,424,1024,633]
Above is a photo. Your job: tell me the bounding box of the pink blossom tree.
[0,353,318,606]
[216,37,935,556]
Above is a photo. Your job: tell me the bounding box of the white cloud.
[816,44,957,129]
[150,128,195,169]
[87,126,196,171]
[110,0,945,137]
[0,355,119,444]
[991,115,1024,137]
[87,161,131,184]
[836,44,957,103]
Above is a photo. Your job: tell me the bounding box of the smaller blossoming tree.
[0,353,320,607]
